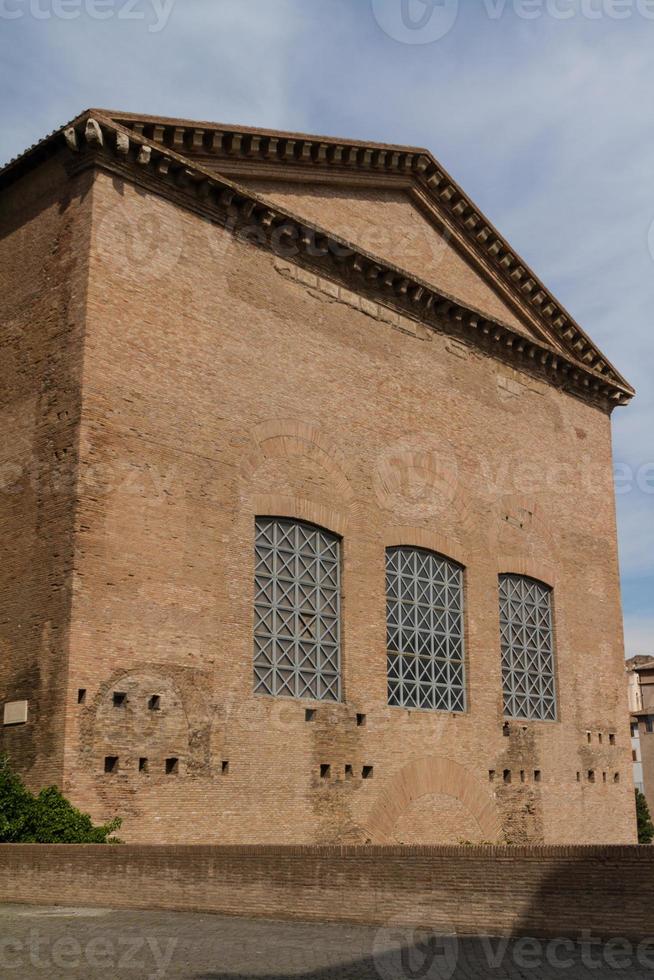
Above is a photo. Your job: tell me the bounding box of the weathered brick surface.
[0,155,636,846]
[0,154,92,789]
[0,844,653,942]
[241,178,531,334]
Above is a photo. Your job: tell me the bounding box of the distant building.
[626,657,654,807]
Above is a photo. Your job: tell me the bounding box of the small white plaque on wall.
[3,701,28,725]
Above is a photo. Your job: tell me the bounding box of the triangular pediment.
[105,109,631,383]
[0,109,633,407]
[234,178,546,346]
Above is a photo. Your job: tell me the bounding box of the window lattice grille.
[499,574,557,721]
[253,517,341,702]
[386,547,466,712]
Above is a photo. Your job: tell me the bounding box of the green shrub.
[636,788,654,845]
[0,756,121,844]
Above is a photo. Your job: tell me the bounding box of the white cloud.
[0,0,307,165]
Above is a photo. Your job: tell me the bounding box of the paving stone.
[0,906,649,979]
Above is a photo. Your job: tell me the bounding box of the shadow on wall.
[191,934,650,979]
[190,853,652,980]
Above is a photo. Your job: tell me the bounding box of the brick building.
[0,110,637,844]
[626,656,654,810]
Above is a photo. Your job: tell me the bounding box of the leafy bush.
[636,788,654,845]
[0,756,121,844]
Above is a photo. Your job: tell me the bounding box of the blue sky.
[1,0,652,656]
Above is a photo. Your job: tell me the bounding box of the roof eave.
[103,110,633,395]
[56,113,632,412]
[0,108,635,404]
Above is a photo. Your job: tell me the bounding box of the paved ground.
[0,905,651,978]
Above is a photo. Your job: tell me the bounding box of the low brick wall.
[0,845,652,939]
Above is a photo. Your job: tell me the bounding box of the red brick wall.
[56,170,633,845]
[0,154,92,789]
[0,844,652,940]
[0,159,635,847]
[240,178,531,334]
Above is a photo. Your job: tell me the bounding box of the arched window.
[253,517,341,702]
[499,574,557,721]
[386,547,466,712]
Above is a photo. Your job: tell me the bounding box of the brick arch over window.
[491,496,558,583]
[372,447,477,541]
[366,756,502,843]
[251,495,349,538]
[497,559,556,589]
[240,420,354,503]
[384,526,468,568]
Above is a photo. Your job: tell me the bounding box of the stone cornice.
[57,113,632,413]
[0,108,91,187]
[2,111,632,412]
[106,111,633,398]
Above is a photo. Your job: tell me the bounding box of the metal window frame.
[253,516,341,703]
[499,574,557,722]
[386,546,466,713]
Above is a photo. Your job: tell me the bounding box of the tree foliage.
[0,756,121,844]
[636,788,654,845]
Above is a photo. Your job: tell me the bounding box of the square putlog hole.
[139,758,148,773]
[148,695,161,711]
[77,689,87,704]
[165,758,179,775]
[320,764,331,779]
[221,761,229,774]
[356,713,367,728]
[104,756,118,774]
[112,692,127,708]
[362,765,374,780]
[305,709,316,722]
